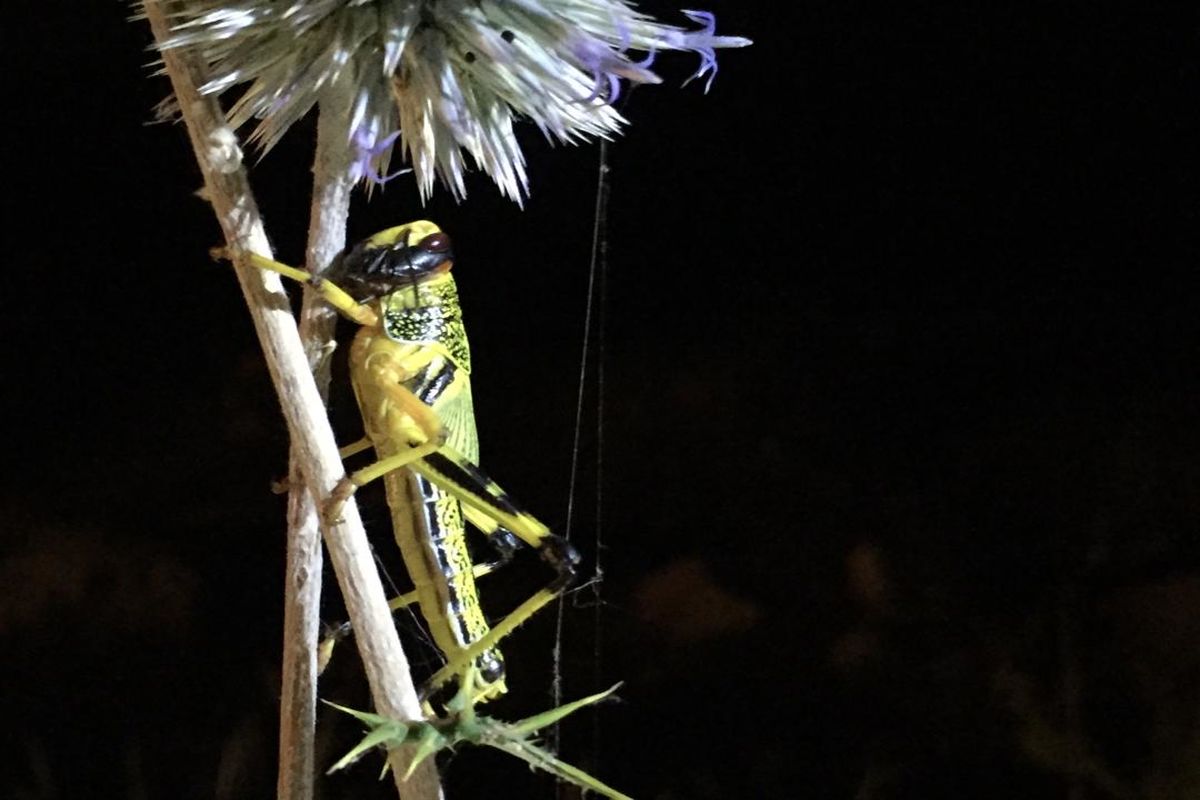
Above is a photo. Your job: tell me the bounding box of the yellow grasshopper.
[250,220,578,704]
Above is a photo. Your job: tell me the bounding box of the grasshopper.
[250,221,578,704]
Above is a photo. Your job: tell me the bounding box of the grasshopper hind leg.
[461,504,522,568]
[423,534,580,699]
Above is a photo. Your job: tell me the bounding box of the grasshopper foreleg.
[323,437,444,525]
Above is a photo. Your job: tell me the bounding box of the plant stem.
[143,4,441,798]
[277,91,355,800]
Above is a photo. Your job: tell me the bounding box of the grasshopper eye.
[419,232,452,254]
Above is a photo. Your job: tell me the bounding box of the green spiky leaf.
[508,683,623,737]
[324,687,633,799]
[329,725,405,774]
[323,700,395,729]
[323,700,425,774]
[403,726,449,780]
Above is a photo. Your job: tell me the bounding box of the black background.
[4,2,1200,798]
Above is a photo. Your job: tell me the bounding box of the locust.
[248,220,579,704]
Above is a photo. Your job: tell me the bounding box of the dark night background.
[4,2,1200,798]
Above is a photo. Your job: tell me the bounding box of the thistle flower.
[158,0,751,202]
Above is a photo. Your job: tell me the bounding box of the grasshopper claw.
[323,477,358,525]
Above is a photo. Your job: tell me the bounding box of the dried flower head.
[157,0,750,202]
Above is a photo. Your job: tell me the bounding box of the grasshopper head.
[327,221,454,302]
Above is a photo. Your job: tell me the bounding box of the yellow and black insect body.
[251,221,578,704]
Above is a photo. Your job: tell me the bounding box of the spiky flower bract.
[325,680,631,799]
[158,0,751,202]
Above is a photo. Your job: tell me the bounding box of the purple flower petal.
[350,129,409,185]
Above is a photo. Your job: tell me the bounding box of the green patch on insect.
[326,669,631,800]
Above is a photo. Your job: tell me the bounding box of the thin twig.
[277,487,323,800]
[143,4,441,798]
[277,91,356,800]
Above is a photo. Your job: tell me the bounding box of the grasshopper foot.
[541,535,581,591]
[324,477,358,525]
